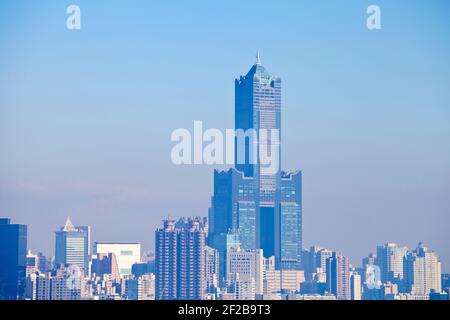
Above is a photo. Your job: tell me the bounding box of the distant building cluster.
[0,56,448,301]
[0,217,448,300]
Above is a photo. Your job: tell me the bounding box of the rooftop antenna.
[255,51,261,65]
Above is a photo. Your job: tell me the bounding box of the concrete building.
[226,247,263,296]
[403,242,441,295]
[94,242,141,277]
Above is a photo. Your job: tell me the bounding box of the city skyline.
[1,53,448,301]
[2,215,446,300]
[1,0,449,275]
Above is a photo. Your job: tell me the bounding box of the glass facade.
[210,55,302,270]
[278,171,302,269]
[55,219,90,273]
[0,218,27,300]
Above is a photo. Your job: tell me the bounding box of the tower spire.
[255,51,261,65]
[63,217,76,232]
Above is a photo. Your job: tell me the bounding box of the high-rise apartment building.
[303,246,333,279]
[376,243,408,284]
[326,252,350,300]
[403,242,441,295]
[155,218,206,300]
[177,219,206,300]
[155,219,177,300]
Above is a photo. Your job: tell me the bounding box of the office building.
[55,218,90,273]
[226,247,263,296]
[0,218,27,300]
[209,54,302,271]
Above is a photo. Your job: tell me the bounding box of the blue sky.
[1,0,449,270]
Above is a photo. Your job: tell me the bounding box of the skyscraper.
[177,219,206,300]
[155,218,206,300]
[234,53,281,259]
[0,218,27,300]
[376,243,408,284]
[326,252,350,300]
[403,242,442,295]
[55,218,90,273]
[209,54,302,271]
[155,219,177,300]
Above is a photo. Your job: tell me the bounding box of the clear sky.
[0,0,449,271]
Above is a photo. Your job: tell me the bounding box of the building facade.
[326,252,350,300]
[55,218,90,273]
[376,243,408,284]
[209,54,302,271]
[0,218,27,300]
[94,242,141,276]
[155,218,206,300]
[226,247,264,296]
[403,243,441,295]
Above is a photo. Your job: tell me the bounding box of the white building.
[94,242,141,276]
[263,270,305,295]
[226,247,263,296]
[350,272,361,300]
[404,243,441,295]
[204,246,219,292]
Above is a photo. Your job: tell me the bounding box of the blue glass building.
[55,218,91,273]
[209,54,302,271]
[0,218,27,300]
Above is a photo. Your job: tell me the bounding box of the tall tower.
[235,54,281,259]
[210,54,302,270]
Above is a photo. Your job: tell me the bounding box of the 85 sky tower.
[209,54,302,275]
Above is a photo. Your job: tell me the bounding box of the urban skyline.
[1,216,447,300]
[1,1,450,303]
[1,1,449,272]
[1,55,449,300]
